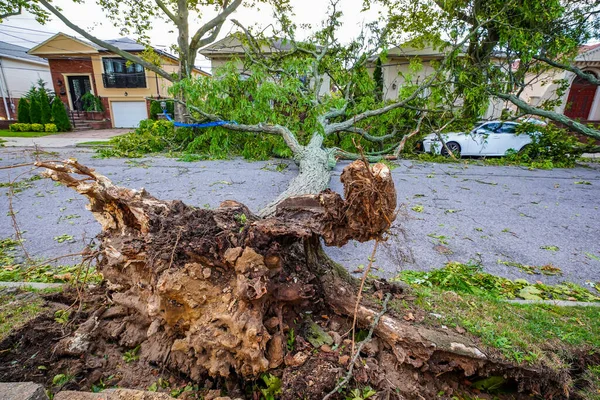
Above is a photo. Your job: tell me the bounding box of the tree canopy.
[377,0,600,138]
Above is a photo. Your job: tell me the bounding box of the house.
[517,44,600,123]
[0,41,52,122]
[371,42,600,126]
[200,35,331,96]
[27,33,209,128]
[367,43,507,120]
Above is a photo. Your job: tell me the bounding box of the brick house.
[0,41,52,124]
[28,33,209,128]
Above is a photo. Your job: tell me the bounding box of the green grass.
[75,140,113,147]
[0,290,45,340]
[0,129,62,138]
[397,287,600,365]
[0,237,102,284]
[391,262,600,366]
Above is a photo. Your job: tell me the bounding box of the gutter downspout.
[0,59,12,120]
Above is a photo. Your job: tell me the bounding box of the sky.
[0,0,383,72]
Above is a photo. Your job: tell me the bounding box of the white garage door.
[112,101,148,128]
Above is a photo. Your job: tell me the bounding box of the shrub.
[44,123,58,133]
[81,92,104,112]
[149,100,175,120]
[29,98,42,124]
[150,101,163,120]
[52,100,71,132]
[517,123,583,168]
[99,120,189,158]
[9,123,32,132]
[30,123,44,132]
[39,90,52,124]
[17,99,30,123]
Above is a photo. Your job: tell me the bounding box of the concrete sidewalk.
[0,128,129,148]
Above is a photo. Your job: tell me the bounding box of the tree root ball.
[37,159,396,379]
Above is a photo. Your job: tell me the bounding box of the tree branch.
[154,0,179,25]
[175,100,303,154]
[343,126,398,143]
[492,92,600,140]
[533,55,600,86]
[191,0,243,51]
[0,5,22,20]
[37,0,175,83]
[433,0,475,24]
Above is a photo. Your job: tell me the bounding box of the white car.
[422,121,535,157]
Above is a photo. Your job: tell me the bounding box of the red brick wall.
[48,58,97,110]
[0,97,18,120]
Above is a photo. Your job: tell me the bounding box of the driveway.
[1,147,599,288]
[0,129,129,147]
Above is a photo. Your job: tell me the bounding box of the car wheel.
[518,144,532,155]
[441,141,461,157]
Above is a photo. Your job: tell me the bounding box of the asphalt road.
[1,146,599,288]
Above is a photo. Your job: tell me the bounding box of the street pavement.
[1,146,599,288]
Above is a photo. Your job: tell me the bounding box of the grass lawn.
[0,129,62,138]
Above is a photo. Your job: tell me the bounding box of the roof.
[579,43,600,54]
[200,34,304,57]
[0,40,48,65]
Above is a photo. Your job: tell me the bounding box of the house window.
[102,58,146,88]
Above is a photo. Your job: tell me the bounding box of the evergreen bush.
[150,101,163,120]
[39,90,52,124]
[9,123,32,132]
[29,99,42,124]
[44,123,58,133]
[52,100,71,132]
[17,99,30,123]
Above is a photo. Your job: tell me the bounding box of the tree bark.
[259,134,335,217]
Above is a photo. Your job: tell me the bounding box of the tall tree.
[373,56,384,101]
[17,98,30,123]
[36,0,281,84]
[0,0,49,23]
[377,0,600,139]
[173,1,456,216]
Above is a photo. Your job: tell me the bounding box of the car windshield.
[497,123,518,134]
[476,122,501,133]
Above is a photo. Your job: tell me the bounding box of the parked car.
[422,120,541,157]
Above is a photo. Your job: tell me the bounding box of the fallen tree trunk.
[33,159,566,397]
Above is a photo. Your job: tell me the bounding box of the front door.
[67,76,92,111]
[564,75,598,120]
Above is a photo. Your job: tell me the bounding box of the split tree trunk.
[259,134,335,217]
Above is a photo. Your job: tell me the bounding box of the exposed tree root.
[18,158,574,398]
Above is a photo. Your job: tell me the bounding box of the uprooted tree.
[171,2,464,216]
[33,157,562,398]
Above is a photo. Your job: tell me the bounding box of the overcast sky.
[0,0,382,71]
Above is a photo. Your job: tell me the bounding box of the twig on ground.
[323,293,391,400]
[351,238,380,356]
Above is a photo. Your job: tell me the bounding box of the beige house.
[200,35,331,96]
[28,33,209,128]
[517,44,600,122]
[371,43,600,123]
[368,44,507,119]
